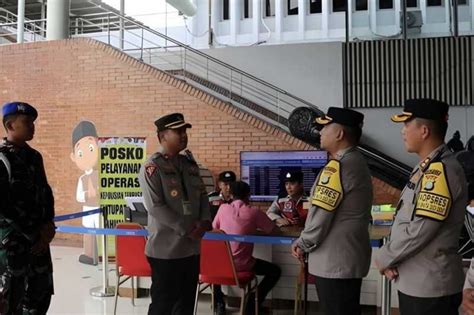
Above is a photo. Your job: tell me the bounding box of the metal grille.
[344,36,473,108]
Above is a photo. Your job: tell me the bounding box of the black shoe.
[215,302,226,315]
[78,254,97,266]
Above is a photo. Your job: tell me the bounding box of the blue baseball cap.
[2,101,38,120]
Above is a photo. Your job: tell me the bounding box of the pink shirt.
[212,200,275,272]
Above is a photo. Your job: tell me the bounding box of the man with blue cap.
[376,99,468,315]
[0,101,55,314]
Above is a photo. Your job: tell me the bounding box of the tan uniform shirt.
[138,151,211,259]
[377,144,468,298]
[297,147,373,278]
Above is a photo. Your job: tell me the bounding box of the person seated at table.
[212,181,281,314]
[267,171,309,227]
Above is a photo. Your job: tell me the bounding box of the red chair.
[194,230,258,315]
[113,222,152,315]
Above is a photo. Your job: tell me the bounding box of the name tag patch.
[312,160,343,212]
[415,162,451,221]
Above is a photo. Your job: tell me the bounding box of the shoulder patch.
[145,162,158,177]
[311,160,343,211]
[415,162,452,221]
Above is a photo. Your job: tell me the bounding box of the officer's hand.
[383,268,399,281]
[188,221,211,240]
[462,289,474,315]
[276,218,291,227]
[288,217,300,225]
[291,243,305,263]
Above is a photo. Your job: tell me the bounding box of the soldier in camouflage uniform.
[0,102,55,315]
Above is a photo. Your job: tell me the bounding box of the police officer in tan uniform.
[138,113,212,315]
[375,99,468,315]
[292,107,373,315]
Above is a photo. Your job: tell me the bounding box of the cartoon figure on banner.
[70,120,100,265]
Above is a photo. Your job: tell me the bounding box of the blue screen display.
[240,150,328,201]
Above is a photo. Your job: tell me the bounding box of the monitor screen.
[240,150,328,201]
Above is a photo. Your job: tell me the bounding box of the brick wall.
[0,39,400,243]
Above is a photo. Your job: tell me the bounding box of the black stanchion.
[304,253,309,315]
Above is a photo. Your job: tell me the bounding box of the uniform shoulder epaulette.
[184,149,197,164]
[150,152,164,161]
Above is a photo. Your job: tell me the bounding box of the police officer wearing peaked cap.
[292,107,373,315]
[375,99,468,315]
[138,112,212,315]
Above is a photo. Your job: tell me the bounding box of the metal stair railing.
[0,8,46,43]
[70,1,322,131]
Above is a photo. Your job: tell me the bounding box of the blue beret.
[2,102,38,120]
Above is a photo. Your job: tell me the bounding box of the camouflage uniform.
[0,139,55,315]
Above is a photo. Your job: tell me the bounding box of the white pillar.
[191,0,199,47]
[445,0,451,33]
[395,0,401,32]
[252,0,261,43]
[17,0,25,43]
[322,0,329,37]
[40,0,46,37]
[275,0,283,41]
[211,0,219,44]
[46,0,71,40]
[230,0,239,44]
[369,0,377,34]
[420,0,427,28]
[119,0,125,50]
[298,0,306,40]
[347,0,352,37]
[471,0,474,31]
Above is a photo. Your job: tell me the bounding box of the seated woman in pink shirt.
[212,181,281,314]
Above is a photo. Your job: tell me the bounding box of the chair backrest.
[115,222,151,276]
[200,230,239,286]
[465,212,474,241]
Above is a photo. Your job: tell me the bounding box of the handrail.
[357,145,411,176]
[0,8,46,39]
[80,2,317,109]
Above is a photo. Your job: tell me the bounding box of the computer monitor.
[240,150,328,201]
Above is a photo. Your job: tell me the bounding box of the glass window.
[379,0,394,9]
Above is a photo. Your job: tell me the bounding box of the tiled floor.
[48,245,379,315]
